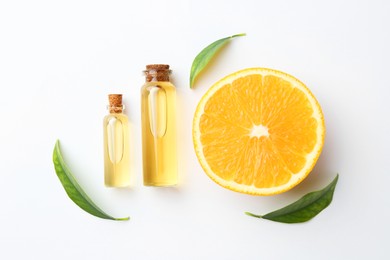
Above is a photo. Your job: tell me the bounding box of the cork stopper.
[146,64,170,70]
[144,64,171,82]
[108,94,123,113]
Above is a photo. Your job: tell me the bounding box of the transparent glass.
[141,81,178,186]
[103,107,130,187]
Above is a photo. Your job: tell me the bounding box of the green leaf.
[245,174,339,223]
[190,33,246,88]
[52,140,129,221]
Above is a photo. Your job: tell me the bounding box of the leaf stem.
[115,217,130,221]
[232,33,247,38]
[245,212,262,218]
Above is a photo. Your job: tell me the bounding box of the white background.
[0,0,389,259]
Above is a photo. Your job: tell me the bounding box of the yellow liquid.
[141,81,177,186]
[103,113,130,187]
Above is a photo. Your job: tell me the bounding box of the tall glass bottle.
[141,64,178,186]
[103,94,130,187]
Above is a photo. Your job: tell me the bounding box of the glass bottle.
[141,64,178,186]
[103,94,130,187]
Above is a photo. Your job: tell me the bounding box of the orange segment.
[193,68,325,195]
[204,83,254,129]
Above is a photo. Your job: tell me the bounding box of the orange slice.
[193,68,325,195]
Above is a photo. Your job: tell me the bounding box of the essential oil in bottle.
[103,94,130,187]
[141,64,178,186]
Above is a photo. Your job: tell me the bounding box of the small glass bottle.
[103,94,130,187]
[141,64,178,186]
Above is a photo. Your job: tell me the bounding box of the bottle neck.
[108,105,124,114]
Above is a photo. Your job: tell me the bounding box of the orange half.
[193,68,325,195]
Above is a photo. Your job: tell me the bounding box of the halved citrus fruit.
[193,68,325,195]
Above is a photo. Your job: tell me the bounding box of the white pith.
[249,124,269,138]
